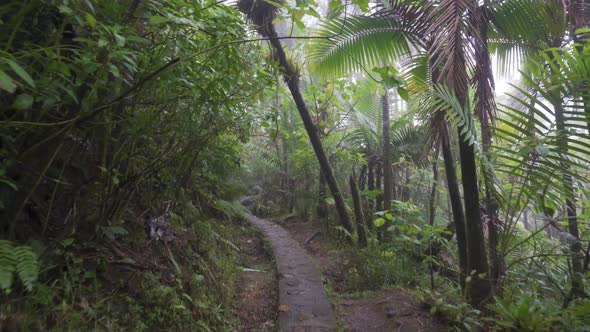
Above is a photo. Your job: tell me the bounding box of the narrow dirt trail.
[245,213,337,332]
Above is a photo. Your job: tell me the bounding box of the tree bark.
[441,128,468,290]
[265,25,354,236]
[457,127,492,306]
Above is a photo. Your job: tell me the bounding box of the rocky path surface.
[244,213,336,332]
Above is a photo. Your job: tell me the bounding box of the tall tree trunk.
[454,60,491,305]
[566,1,588,297]
[350,170,367,247]
[473,4,503,295]
[376,162,383,212]
[430,0,491,307]
[457,126,492,306]
[441,128,468,290]
[264,24,354,236]
[382,91,392,213]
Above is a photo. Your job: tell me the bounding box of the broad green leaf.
[0,70,16,93]
[8,61,35,88]
[58,5,73,14]
[114,34,126,47]
[373,217,385,227]
[12,93,33,110]
[149,15,170,24]
[85,13,97,28]
[126,36,148,43]
[397,87,408,101]
[0,179,17,190]
[351,0,369,12]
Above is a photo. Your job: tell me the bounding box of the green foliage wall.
[0,0,272,236]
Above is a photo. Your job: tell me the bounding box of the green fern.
[0,240,39,293]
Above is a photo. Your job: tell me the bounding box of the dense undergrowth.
[1,0,272,330]
[2,194,249,331]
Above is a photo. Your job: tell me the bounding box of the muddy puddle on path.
[282,220,447,332]
[234,224,277,332]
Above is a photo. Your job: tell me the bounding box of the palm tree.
[308,0,549,305]
[495,42,590,303]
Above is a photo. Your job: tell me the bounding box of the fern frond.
[0,240,38,293]
[14,246,39,291]
[0,241,16,292]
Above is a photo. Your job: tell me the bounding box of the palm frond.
[390,124,431,166]
[471,4,497,125]
[494,43,590,210]
[431,84,505,206]
[308,15,414,76]
[427,0,475,93]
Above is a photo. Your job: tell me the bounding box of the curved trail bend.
[244,213,336,332]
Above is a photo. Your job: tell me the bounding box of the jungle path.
[244,213,337,332]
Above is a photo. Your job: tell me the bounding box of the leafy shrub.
[420,282,483,331]
[345,244,423,291]
[487,292,560,332]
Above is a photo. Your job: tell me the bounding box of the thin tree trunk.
[367,158,375,232]
[350,170,367,247]
[474,3,503,296]
[402,168,410,202]
[382,91,392,213]
[429,153,439,291]
[429,154,439,227]
[376,162,383,212]
[376,161,383,241]
[265,25,354,236]
[359,164,367,191]
[552,87,584,300]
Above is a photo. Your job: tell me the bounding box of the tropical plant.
[0,240,39,293]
